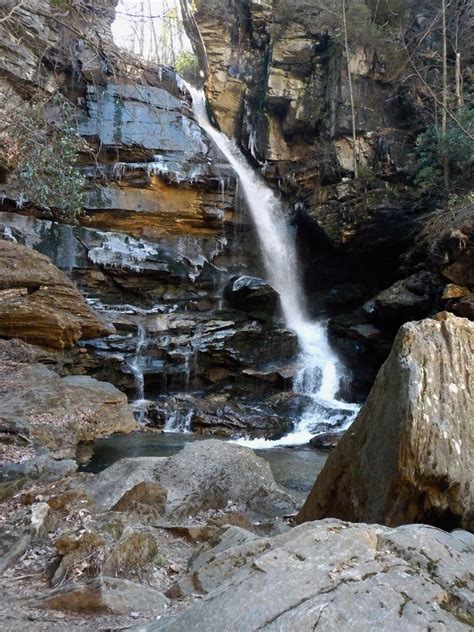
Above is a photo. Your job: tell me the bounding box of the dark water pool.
[81,431,327,502]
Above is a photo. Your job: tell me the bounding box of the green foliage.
[413,108,474,190]
[8,95,86,223]
[175,51,200,83]
[346,0,376,47]
[49,0,71,9]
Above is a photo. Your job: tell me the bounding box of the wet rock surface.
[148,393,294,438]
[298,314,474,531]
[224,275,279,317]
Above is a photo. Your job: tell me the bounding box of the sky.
[112,0,191,63]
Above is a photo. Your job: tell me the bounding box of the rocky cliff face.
[182,0,473,393]
[0,0,305,435]
[188,0,415,235]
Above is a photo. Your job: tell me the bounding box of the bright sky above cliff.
[112,0,191,63]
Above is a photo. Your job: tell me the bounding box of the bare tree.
[342,0,358,177]
[441,0,449,189]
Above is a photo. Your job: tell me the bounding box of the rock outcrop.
[297,313,474,531]
[224,276,279,317]
[0,240,111,349]
[188,0,421,254]
[0,362,137,451]
[0,0,305,426]
[139,520,474,631]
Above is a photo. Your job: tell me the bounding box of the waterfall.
[186,85,359,447]
[164,409,193,433]
[129,324,147,423]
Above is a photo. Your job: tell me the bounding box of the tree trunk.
[455,52,463,110]
[342,0,358,178]
[441,0,449,190]
[148,0,160,63]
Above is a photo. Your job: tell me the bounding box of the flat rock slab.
[136,520,474,631]
[41,577,169,615]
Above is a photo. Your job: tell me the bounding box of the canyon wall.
[0,0,305,435]
[185,0,473,392]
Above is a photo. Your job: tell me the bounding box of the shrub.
[2,94,86,223]
[413,108,474,191]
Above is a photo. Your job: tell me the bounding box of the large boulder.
[139,520,474,631]
[86,440,297,521]
[224,276,280,317]
[366,271,443,329]
[297,313,474,530]
[0,363,138,450]
[0,240,111,349]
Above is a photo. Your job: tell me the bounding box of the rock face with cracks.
[137,520,474,631]
[297,313,474,531]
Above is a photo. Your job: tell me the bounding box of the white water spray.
[187,85,359,446]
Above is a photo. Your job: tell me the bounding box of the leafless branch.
[0,1,26,24]
[402,39,474,142]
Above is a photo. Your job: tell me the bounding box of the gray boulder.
[86,440,297,521]
[136,520,474,631]
[367,271,442,329]
[297,313,474,530]
[0,363,138,450]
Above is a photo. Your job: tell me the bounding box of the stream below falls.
[80,432,328,503]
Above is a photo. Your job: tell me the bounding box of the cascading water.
[186,85,360,447]
[164,409,193,434]
[129,324,147,423]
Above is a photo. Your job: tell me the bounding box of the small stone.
[168,563,181,573]
[442,283,470,300]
